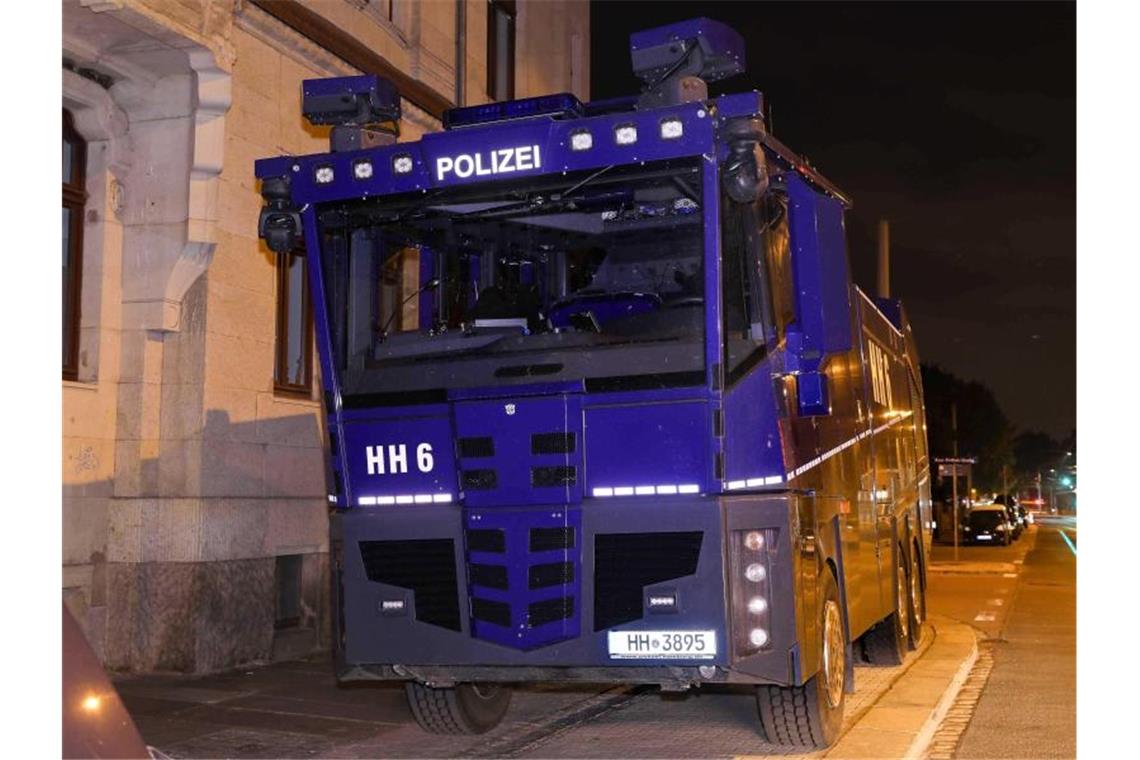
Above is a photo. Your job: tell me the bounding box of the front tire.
[756,572,845,749]
[862,549,909,665]
[405,681,512,735]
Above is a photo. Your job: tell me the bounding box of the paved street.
[116,518,1077,759]
[925,517,1076,759]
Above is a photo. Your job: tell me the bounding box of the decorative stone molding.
[62,67,132,177]
[159,47,232,333]
[235,0,355,78]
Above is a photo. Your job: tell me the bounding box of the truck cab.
[255,18,932,749]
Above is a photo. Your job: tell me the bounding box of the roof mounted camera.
[302,75,402,152]
[630,18,746,110]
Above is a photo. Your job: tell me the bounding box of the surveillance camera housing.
[302,74,401,127]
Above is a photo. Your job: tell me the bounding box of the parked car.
[963,504,1013,546]
[63,603,159,759]
[993,494,1026,538]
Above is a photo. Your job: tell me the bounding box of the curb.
[824,616,978,759]
[901,635,979,759]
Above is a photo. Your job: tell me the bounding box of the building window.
[63,109,87,381]
[487,0,516,101]
[275,248,314,395]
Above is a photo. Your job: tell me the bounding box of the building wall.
[62,0,589,674]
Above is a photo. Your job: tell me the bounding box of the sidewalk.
[825,616,978,760]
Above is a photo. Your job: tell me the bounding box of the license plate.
[607,630,717,660]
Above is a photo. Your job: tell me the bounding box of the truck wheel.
[756,572,844,749]
[862,551,908,665]
[404,681,512,735]
[907,544,925,650]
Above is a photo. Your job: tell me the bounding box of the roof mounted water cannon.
[630,18,745,109]
[302,75,401,152]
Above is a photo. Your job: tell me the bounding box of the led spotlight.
[660,118,684,139]
[747,596,768,615]
[748,627,770,647]
[614,124,638,145]
[744,563,767,582]
[392,154,414,174]
[570,130,593,151]
[314,165,335,184]
[744,531,764,551]
[352,160,373,180]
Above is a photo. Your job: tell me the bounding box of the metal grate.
[458,436,494,458]
[532,432,576,455]
[471,597,511,628]
[529,561,575,589]
[594,532,703,631]
[532,465,577,487]
[469,563,508,590]
[359,539,461,631]
[528,596,574,627]
[530,527,575,551]
[466,529,506,553]
[462,469,498,490]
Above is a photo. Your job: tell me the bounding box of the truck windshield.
[316,158,706,400]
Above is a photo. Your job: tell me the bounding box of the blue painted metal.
[785,173,853,377]
[256,19,932,690]
[454,394,583,507]
[465,507,581,650]
[583,399,710,493]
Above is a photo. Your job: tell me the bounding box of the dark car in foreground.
[63,604,158,758]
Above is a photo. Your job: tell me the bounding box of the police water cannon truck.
[256,18,932,749]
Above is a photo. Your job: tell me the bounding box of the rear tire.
[757,572,844,749]
[405,681,512,735]
[907,544,925,650]
[862,550,908,665]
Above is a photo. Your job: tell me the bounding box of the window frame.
[63,109,87,381]
[274,247,315,397]
[487,0,516,101]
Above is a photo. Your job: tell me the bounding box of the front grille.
[531,527,575,551]
[594,532,703,631]
[532,465,576,487]
[462,469,498,490]
[532,432,576,454]
[458,436,494,458]
[359,539,461,631]
[529,561,574,589]
[528,596,574,627]
[471,597,511,628]
[466,529,506,553]
[469,563,508,590]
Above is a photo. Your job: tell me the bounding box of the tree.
[920,363,1015,491]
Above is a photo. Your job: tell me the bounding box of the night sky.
[590,1,1076,438]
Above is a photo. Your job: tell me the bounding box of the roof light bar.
[443,92,584,130]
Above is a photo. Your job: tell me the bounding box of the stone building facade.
[62,0,590,674]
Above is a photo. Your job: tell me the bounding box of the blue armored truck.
[256,18,931,749]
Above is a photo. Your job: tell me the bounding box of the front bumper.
[331,493,801,687]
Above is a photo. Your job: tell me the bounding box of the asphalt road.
[116,518,1076,759]
[924,516,1077,759]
